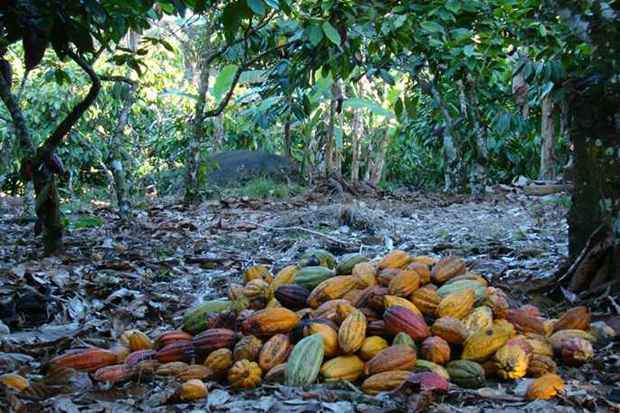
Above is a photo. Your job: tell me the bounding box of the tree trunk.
[325,90,337,177]
[109,82,135,219]
[184,60,210,205]
[539,95,557,180]
[213,112,225,152]
[567,81,620,292]
[368,128,389,186]
[465,77,489,196]
[350,105,363,184]
[512,54,530,120]
[283,119,292,159]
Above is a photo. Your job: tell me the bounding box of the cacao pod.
[388,270,420,297]
[367,320,387,337]
[384,306,430,341]
[307,275,358,308]
[364,345,416,375]
[0,373,29,392]
[243,264,273,284]
[432,317,469,345]
[182,299,237,335]
[50,348,118,372]
[526,373,564,400]
[155,361,189,376]
[359,336,389,361]
[126,349,156,367]
[320,355,365,382]
[463,306,494,335]
[560,337,593,366]
[336,254,369,275]
[462,322,515,362]
[275,284,310,310]
[305,322,339,357]
[312,299,351,322]
[176,364,212,381]
[233,335,263,362]
[204,348,233,376]
[228,359,262,389]
[482,287,509,319]
[93,364,134,384]
[378,250,411,270]
[120,330,154,352]
[410,286,442,317]
[355,286,388,311]
[506,308,546,335]
[242,307,300,337]
[420,336,451,365]
[338,309,367,354]
[294,266,336,290]
[415,360,450,380]
[526,335,554,357]
[406,262,431,285]
[446,360,486,388]
[361,370,411,395]
[155,330,192,349]
[299,248,337,269]
[493,344,528,380]
[264,363,287,383]
[271,265,300,290]
[377,268,401,287]
[436,288,475,319]
[352,262,377,287]
[527,354,557,377]
[258,334,290,372]
[411,255,436,266]
[437,279,486,302]
[178,379,208,401]
[431,256,466,284]
[548,329,596,352]
[192,328,236,355]
[392,332,417,351]
[553,306,590,333]
[155,342,195,363]
[285,334,324,386]
[243,279,273,301]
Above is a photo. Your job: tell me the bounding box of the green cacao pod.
[299,249,337,269]
[437,279,486,302]
[446,360,486,388]
[336,254,369,275]
[182,299,235,335]
[294,266,335,290]
[285,334,325,386]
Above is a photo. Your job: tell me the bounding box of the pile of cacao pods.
[1,249,598,403]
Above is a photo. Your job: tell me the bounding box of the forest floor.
[0,186,617,412]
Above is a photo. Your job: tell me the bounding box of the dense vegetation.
[0,1,617,290]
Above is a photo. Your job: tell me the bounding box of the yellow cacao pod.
[320,355,365,382]
[388,270,420,297]
[258,334,290,372]
[307,276,358,308]
[243,279,273,301]
[359,336,389,361]
[227,360,262,389]
[378,250,412,270]
[352,262,377,287]
[241,307,300,337]
[244,264,273,284]
[526,335,554,357]
[493,345,528,380]
[462,322,515,362]
[305,322,339,357]
[120,330,154,352]
[436,288,475,319]
[383,295,422,316]
[271,265,299,290]
[0,373,29,392]
[410,286,442,317]
[463,306,494,335]
[178,379,208,401]
[337,309,367,354]
[233,335,263,362]
[204,348,233,376]
[430,256,466,284]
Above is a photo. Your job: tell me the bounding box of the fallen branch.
[249,222,353,246]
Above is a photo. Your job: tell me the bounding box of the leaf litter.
[0,188,617,412]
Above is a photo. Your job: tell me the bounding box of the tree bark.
[368,128,389,186]
[539,94,557,180]
[350,103,363,184]
[324,88,337,177]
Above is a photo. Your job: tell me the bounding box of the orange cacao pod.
[526,373,564,400]
[258,334,290,371]
[307,276,358,308]
[93,364,134,383]
[126,349,156,367]
[178,379,208,401]
[244,264,273,284]
[430,256,466,284]
[204,348,233,376]
[384,306,430,341]
[506,308,546,335]
[483,287,509,319]
[50,348,118,372]
[406,262,431,285]
[361,370,411,395]
[305,322,339,357]
[155,342,195,363]
[527,354,557,377]
[436,288,475,319]
[154,330,192,349]
[410,286,441,317]
[0,373,29,392]
[364,345,416,375]
[420,336,451,365]
[388,270,420,297]
[242,308,300,337]
[378,250,411,270]
[431,317,469,345]
[553,306,591,333]
[120,330,153,352]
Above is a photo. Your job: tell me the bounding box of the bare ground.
[0,188,616,412]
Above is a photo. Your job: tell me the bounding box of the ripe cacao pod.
[526,373,564,400]
[352,262,377,287]
[420,336,451,365]
[285,334,324,386]
[463,306,494,335]
[305,322,339,357]
[392,332,417,351]
[548,329,596,352]
[155,342,195,363]
[242,307,300,337]
[410,286,441,317]
[271,265,300,290]
[343,288,364,304]
[432,317,469,345]
[243,279,273,301]
[553,306,591,333]
[204,348,233,376]
[312,299,350,322]
[192,328,236,355]
[243,264,273,284]
[446,360,486,388]
[120,330,154,352]
[377,268,401,287]
[155,330,192,349]
[462,322,515,362]
[436,288,475,319]
[364,345,416,375]
[527,354,557,377]
[233,335,263,362]
[338,309,367,354]
[493,344,528,380]
[388,270,420,297]
[126,349,156,367]
[320,355,365,382]
[526,335,554,357]
[228,359,262,389]
[437,279,486,302]
[367,320,387,337]
[264,363,287,383]
[361,370,411,395]
[359,336,389,361]
[0,373,29,392]
[258,334,290,372]
[505,336,533,357]
[411,255,436,266]
[560,337,593,366]
[378,250,411,270]
[406,262,431,285]
[182,299,237,335]
[355,286,389,311]
[431,256,466,284]
[50,348,118,372]
[384,306,430,341]
[93,364,134,384]
[176,364,212,381]
[307,276,358,308]
[155,361,190,376]
[178,379,208,401]
[506,308,546,335]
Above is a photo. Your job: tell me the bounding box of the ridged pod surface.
[383,306,430,341]
[431,256,466,284]
[305,322,339,357]
[446,360,486,388]
[50,348,118,372]
[358,336,389,361]
[241,308,300,337]
[228,360,262,389]
[364,345,416,375]
[285,334,324,386]
[338,309,367,354]
[436,288,475,319]
[320,355,365,382]
[361,370,411,395]
[462,322,515,362]
[378,250,411,270]
[258,334,290,372]
[307,276,359,308]
[526,373,564,400]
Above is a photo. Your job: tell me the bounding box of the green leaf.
[463,45,476,57]
[334,126,343,149]
[212,64,239,103]
[247,0,266,15]
[307,24,323,46]
[540,81,554,99]
[322,21,341,46]
[343,97,394,118]
[420,20,444,34]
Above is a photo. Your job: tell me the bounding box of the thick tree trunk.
[109,83,135,219]
[567,81,619,292]
[512,53,530,120]
[184,61,210,205]
[539,95,557,180]
[465,77,489,196]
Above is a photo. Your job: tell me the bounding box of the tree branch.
[0,63,35,156]
[39,50,101,159]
